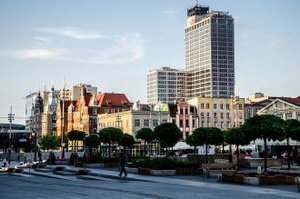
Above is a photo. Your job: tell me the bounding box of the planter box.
[138,167,151,175]
[221,174,244,184]
[99,162,119,168]
[126,167,138,174]
[175,168,201,175]
[138,167,175,176]
[222,173,297,185]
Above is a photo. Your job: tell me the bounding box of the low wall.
[239,158,284,168]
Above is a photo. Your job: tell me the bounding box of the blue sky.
[0,0,299,124]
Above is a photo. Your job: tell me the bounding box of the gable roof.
[96,92,132,107]
[257,97,300,115]
[280,97,300,106]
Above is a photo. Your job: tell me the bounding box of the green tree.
[153,123,182,156]
[225,127,250,167]
[290,127,300,141]
[135,128,153,156]
[185,134,198,154]
[119,133,135,150]
[67,130,86,151]
[241,114,286,174]
[285,119,300,169]
[99,127,123,158]
[192,127,224,163]
[39,134,60,151]
[84,134,101,153]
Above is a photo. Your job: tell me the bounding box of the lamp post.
[33,92,43,162]
[61,87,65,159]
[8,106,14,167]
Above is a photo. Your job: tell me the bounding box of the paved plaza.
[0,162,299,198]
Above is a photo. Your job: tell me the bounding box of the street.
[0,171,299,199]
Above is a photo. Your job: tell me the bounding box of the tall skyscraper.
[185,4,235,98]
[146,3,235,104]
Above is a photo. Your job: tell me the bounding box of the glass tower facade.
[185,4,235,99]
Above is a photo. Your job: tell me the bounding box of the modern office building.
[185,4,235,98]
[147,67,186,104]
[147,4,235,104]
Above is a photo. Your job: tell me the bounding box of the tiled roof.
[281,97,300,106]
[96,92,132,107]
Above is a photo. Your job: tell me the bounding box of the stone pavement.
[2,161,300,195]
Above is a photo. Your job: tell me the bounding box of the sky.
[0,0,299,124]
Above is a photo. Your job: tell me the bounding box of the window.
[153,119,158,127]
[144,119,149,127]
[185,119,189,127]
[179,119,183,127]
[134,119,140,127]
[206,103,210,109]
[220,104,224,109]
[162,119,167,123]
[201,103,204,109]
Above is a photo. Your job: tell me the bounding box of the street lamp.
[33,92,43,162]
[8,106,14,167]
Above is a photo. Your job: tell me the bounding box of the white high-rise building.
[185,4,235,98]
[146,4,235,104]
[147,67,186,104]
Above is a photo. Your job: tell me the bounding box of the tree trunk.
[263,137,268,174]
[205,144,208,163]
[236,145,239,171]
[287,137,291,170]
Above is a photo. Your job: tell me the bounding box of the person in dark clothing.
[38,150,42,163]
[119,150,127,177]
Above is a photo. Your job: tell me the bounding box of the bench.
[202,163,236,176]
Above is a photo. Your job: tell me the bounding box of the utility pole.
[116,115,122,129]
[8,106,14,167]
[34,92,43,162]
[61,87,65,158]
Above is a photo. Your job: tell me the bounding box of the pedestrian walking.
[119,149,127,178]
[38,150,42,163]
[3,158,7,168]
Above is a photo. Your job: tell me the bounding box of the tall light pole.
[34,92,43,162]
[8,106,14,167]
[61,87,65,159]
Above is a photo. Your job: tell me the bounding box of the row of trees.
[39,114,300,173]
[184,115,300,173]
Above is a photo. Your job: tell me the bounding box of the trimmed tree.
[192,127,224,163]
[99,127,123,158]
[241,115,286,174]
[84,134,101,153]
[153,123,182,156]
[39,135,60,151]
[285,119,300,169]
[119,133,135,150]
[135,128,154,156]
[185,134,198,154]
[224,127,251,168]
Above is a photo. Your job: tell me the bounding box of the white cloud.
[83,33,144,65]
[34,36,52,46]
[3,27,144,64]
[268,38,288,49]
[161,10,180,15]
[36,27,103,40]
[6,48,67,59]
